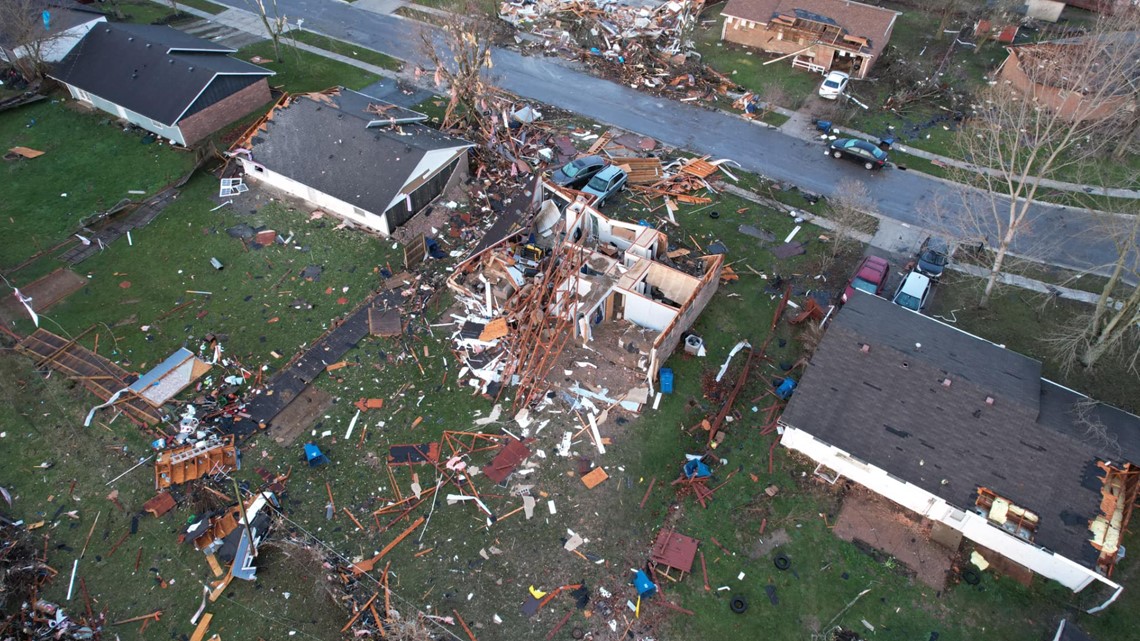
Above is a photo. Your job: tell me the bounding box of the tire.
[774,553,791,571]
[832,151,843,159]
[730,596,748,613]
[962,568,981,585]
[864,161,875,170]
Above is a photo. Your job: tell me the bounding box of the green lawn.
[20,174,399,372]
[113,0,191,25]
[287,30,405,72]
[177,0,226,14]
[237,40,381,93]
[694,9,821,109]
[0,99,196,270]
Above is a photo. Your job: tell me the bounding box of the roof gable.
[50,23,270,125]
[245,89,472,217]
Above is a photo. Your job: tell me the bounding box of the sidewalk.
[721,184,1109,305]
[763,104,1140,200]
[178,1,1128,301]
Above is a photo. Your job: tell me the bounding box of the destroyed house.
[779,292,1138,605]
[50,23,273,146]
[234,88,474,237]
[720,0,899,79]
[996,33,1140,122]
[448,182,722,410]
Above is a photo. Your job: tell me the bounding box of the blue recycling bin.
[632,570,657,598]
[304,443,330,467]
[659,367,674,394]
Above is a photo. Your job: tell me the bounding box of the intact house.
[996,33,1139,122]
[720,0,899,79]
[0,0,106,68]
[232,88,473,237]
[778,292,1137,608]
[49,23,273,146]
[447,180,723,411]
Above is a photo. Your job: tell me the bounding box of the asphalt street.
[216,0,1124,273]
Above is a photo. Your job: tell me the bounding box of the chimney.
[942,378,952,387]
[985,396,995,406]
[860,344,870,354]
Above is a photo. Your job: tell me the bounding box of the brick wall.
[997,53,1122,122]
[178,78,272,147]
[722,17,873,78]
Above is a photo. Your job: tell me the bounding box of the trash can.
[659,367,674,394]
[684,334,703,355]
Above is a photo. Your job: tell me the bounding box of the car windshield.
[894,292,921,310]
[852,278,877,294]
[562,161,584,177]
[586,175,609,191]
[920,249,948,266]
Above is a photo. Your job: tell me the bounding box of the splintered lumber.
[154,435,238,489]
[341,592,379,633]
[546,611,573,640]
[189,613,213,641]
[352,516,426,575]
[454,609,478,641]
[639,477,657,509]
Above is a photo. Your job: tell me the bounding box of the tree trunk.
[980,226,1016,308]
[1080,285,1140,368]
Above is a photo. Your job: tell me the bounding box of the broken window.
[975,488,1038,541]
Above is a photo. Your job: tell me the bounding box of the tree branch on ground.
[949,10,1140,308]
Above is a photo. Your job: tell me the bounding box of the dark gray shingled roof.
[247,89,471,217]
[51,23,271,126]
[780,291,1140,568]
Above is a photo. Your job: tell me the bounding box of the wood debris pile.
[500,0,738,99]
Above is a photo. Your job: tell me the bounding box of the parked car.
[549,155,608,190]
[827,138,888,170]
[892,271,932,312]
[842,255,891,304]
[818,71,849,100]
[915,236,950,280]
[582,165,628,207]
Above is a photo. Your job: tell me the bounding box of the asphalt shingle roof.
[780,292,1140,568]
[51,23,270,125]
[247,89,471,217]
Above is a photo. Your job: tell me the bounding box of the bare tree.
[821,178,878,265]
[0,0,69,80]
[418,2,495,132]
[951,11,1140,308]
[249,0,288,62]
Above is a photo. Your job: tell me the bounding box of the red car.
[842,256,890,303]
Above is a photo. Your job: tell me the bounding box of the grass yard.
[113,0,193,25]
[287,30,405,72]
[693,8,821,109]
[238,41,381,93]
[177,0,227,15]
[14,174,400,376]
[0,99,196,270]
